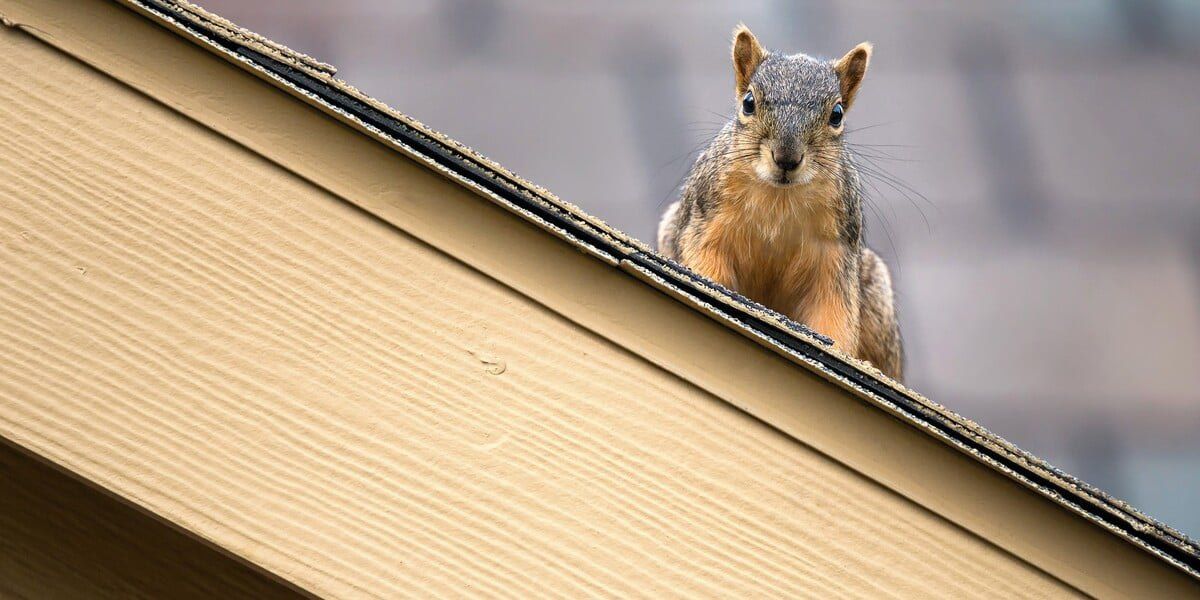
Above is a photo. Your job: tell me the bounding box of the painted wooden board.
[0,25,1079,598]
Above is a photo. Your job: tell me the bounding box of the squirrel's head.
[728,24,871,188]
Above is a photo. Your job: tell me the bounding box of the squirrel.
[657,24,903,381]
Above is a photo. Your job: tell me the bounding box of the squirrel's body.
[658,26,902,380]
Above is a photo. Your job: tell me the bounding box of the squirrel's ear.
[834,42,872,110]
[732,23,766,97]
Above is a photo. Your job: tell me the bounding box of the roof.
[3,0,1199,590]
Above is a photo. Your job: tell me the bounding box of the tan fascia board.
[109,1,1200,570]
[0,0,1196,594]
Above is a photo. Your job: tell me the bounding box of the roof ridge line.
[157,0,336,76]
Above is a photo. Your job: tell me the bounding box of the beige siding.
[0,25,1080,599]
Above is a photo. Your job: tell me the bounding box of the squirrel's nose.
[772,151,802,172]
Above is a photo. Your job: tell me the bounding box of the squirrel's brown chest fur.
[657,26,902,379]
[682,173,857,351]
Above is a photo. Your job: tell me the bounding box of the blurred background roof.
[200,0,1200,538]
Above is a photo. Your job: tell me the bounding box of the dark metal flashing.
[118,0,1200,580]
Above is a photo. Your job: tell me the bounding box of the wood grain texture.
[0,26,1081,599]
[5,1,1193,595]
[0,440,307,599]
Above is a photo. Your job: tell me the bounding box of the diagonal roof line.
[122,0,1200,579]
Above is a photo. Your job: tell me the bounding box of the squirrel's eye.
[829,102,844,127]
[742,91,756,116]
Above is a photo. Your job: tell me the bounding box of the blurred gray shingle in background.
[202,0,1200,537]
